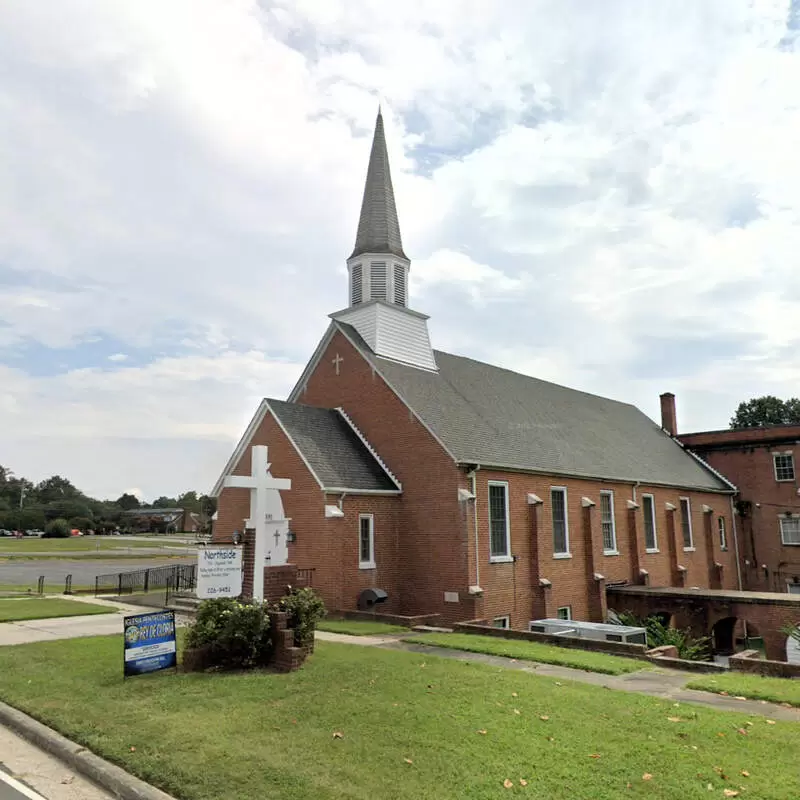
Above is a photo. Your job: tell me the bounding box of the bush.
[614,611,711,661]
[185,598,272,670]
[43,518,71,538]
[276,587,326,648]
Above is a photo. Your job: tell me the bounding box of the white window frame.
[556,606,572,621]
[773,452,796,482]
[679,497,694,551]
[642,493,658,552]
[488,481,512,563]
[358,514,376,569]
[492,615,510,629]
[780,515,800,546]
[599,490,618,554]
[718,516,727,551]
[551,486,571,558]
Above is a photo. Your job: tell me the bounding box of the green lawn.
[0,538,169,553]
[406,632,646,676]
[0,598,117,622]
[0,583,95,595]
[317,619,409,636]
[687,673,800,708]
[0,637,796,799]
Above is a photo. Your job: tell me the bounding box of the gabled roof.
[349,109,407,260]
[332,322,732,493]
[211,397,401,496]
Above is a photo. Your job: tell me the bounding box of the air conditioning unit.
[529,618,647,646]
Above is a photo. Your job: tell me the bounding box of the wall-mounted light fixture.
[232,530,242,545]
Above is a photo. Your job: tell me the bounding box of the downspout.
[729,495,743,591]
[469,466,481,589]
[338,493,347,511]
[631,481,640,504]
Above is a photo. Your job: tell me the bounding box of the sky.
[2,0,800,501]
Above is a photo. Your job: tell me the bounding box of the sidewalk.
[0,596,162,647]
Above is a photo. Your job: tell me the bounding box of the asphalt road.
[0,557,194,588]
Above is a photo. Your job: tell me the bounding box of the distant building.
[211,110,740,628]
[667,394,800,593]
[122,508,201,534]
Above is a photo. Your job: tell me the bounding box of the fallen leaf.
[736,728,748,736]
[404,758,413,765]
[130,747,136,752]
[546,736,555,742]
[332,731,344,739]
[740,771,750,778]
[735,696,747,701]
[667,716,682,722]
[707,784,714,791]
[589,753,601,759]
[513,708,521,715]
[511,692,518,697]
[720,691,729,696]
[766,719,776,725]
[744,721,754,727]
[781,703,792,708]
[61,776,74,785]
[555,681,563,686]
[503,779,514,789]
[519,779,528,786]
[723,791,739,798]
[540,715,550,721]
[642,773,653,781]
[477,729,487,735]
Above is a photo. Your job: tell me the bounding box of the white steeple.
[333,108,437,372]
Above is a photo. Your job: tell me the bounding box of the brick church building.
[213,110,741,628]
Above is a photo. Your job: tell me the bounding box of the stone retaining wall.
[729,650,800,679]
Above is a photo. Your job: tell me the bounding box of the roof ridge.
[335,406,402,491]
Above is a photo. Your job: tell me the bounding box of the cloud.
[1,0,800,497]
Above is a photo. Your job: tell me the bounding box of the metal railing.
[94,563,197,597]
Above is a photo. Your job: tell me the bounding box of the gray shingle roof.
[335,323,730,492]
[349,110,407,260]
[268,399,398,492]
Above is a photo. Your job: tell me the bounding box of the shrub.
[614,611,710,661]
[276,587,326,648]
[43,518,71,538]
[185,598,272,670]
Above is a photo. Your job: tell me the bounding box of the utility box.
[357,588,388,611]
[529,618,647,646]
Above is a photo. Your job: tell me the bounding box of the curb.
[0,700,177,800]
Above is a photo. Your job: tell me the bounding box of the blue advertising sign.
[123,610,177,677]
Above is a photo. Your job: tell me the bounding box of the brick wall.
[682,439,800,592]
[299,330,476,624]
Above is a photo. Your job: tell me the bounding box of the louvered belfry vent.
[351,263,363,305]
[370,261,387,301]
[393,263,406,306]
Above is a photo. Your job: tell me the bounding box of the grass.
[0,583,95,595]
[0,597,117,622]
[0,537,161,552]
[687,673,800,708]
[317,619,409,636]
[406,632,646,676]
[0,636,797,799]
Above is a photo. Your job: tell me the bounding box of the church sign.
[197,546,243,599]
[123,610,177,677]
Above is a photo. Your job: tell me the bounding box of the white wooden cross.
[222,445,291,602]
[332,353,343,375]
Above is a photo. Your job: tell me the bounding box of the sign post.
[123,610,177,677]
[197,546,243,599]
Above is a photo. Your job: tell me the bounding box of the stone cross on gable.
[223,445,291,602]
[332,353,343,375]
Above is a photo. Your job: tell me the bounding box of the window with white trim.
[718,516,727,551]
[556,606,572,621]
[600,490,617,553]
[774,452,795,482]
[492,616,510,629]
[642,494,657,551]
[551,487,569,555]
[488,482,511,560]
[780,516,800,546]
[358,514,375,568]
[679,497,693,549]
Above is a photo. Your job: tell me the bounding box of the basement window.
[492,616,510,629]
[556,606,572,621]
[774,452,795,482]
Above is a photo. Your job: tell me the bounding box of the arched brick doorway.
[711,616,737,655]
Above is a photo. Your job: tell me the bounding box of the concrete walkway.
[0,596,158,647]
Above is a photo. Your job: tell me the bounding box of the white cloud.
[2,0,800,496]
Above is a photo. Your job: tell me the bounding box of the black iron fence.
[95,563,197,597]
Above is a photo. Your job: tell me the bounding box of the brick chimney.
[660,392,677,436]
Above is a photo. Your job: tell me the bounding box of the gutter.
[469,465,481,592]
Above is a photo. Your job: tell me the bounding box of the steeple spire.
[350,108,407,260]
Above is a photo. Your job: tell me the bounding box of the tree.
[152,495,178,509]
[43,518,71,538]
[176,490,201,512]
[730,396,800,429]
[116,493,141,510]
[34,475,81,504]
